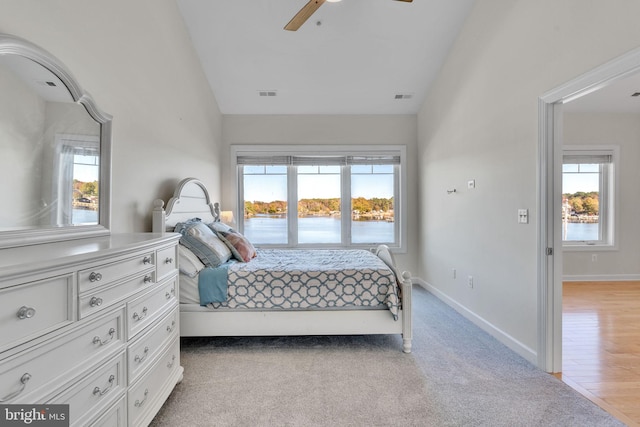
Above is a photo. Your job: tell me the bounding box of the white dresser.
[0,233,182,427]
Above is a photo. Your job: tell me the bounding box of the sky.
[74,164,99,182]
[244,172,394,201]
[73,154,99,182]
[562,172,599,194]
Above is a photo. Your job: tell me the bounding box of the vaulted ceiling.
[177,0,476,115]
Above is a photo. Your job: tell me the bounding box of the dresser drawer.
[49,351,126,427]
[0,307,125,404]
[0,274,74,353]
[90,395,126,427]
[128,338,180,427]
[80,272,155,319]
[127,279,177,340]
[128,307,179,382]
[156,244,177,281]
[79,252,154,293]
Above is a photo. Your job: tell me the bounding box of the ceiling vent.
[258,90,277,97]
[394,93,413,100]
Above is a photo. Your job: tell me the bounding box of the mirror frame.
[0,33,112,248]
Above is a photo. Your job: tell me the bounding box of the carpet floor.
[150,286,624,426]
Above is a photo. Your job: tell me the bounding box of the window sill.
[562,244,617,252]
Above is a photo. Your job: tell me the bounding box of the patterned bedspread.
[206,249,400,320]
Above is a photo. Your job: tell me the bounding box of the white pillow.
[174,219,232,267]
[178,244,205,278]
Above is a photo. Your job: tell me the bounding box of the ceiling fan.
[284,0,413,31]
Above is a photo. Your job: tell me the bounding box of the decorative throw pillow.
[208,221,234,234]
[178,244,205,278]
[174,218,232,267]
[214,227,257,263]
[217,230,257,262]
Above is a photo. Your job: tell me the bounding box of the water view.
[564,222,598,241]
[244,216,596,245]
[72,208,98,224]
[244,216,394,245]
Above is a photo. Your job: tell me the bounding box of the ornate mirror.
[0,34,111,248]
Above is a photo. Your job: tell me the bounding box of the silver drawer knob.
[143,275,153,284]
[92,375,115,396]
[164,257,174,264]
[16,306,36,319]
[133,307,148,322]
[0,373,31,402]
[90,297,103,307]
[93,328,116,346]
[167,354,176,369]
[166,320,176,333]
[89,272,102,282]
[134,347,149,363]
[134,389,149,408]
[143,256,152,265]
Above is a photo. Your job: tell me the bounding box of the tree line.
[73,179,99,197]
[564,191,599,216]
[245,197,394,216]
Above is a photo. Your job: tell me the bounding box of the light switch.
[518,209,528,224]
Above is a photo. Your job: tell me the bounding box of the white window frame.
[231,144,407,252]
[561,145,618,250]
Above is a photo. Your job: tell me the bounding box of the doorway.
[538,47,640,373]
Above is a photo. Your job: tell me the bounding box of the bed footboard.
[179,269,414,353]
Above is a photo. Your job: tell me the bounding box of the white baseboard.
[563,273,640,282]
[413,278,537,366]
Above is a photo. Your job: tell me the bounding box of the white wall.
[563,112,640,280]
[0,0,223,233]
[417,0,640,363]
[222,114,418,274]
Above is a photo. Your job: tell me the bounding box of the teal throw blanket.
[198,265,229,305]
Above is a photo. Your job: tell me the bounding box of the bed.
[152,177,412,353]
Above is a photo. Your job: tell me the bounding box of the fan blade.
[284,0,326,31]
[394,0,413,2]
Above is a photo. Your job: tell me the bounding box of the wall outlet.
[468,275,474,288]
[467,179,475,189]
[592,254,598,262]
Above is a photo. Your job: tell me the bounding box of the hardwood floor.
[560,281,640,427]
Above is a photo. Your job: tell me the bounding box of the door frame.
[537,47,640,372]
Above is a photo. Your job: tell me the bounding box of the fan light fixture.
[284,0,412,31]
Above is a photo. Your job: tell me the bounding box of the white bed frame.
[152,177,413,353]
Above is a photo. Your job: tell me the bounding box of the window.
[242,165,288,244]
[562,146,617,247]
[54,134,100,226]
[233,145,405,250]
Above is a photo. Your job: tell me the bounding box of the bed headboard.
[152,177,219,233]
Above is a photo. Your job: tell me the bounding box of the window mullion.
[599,162,609,243]
[598,163,604,242]
[341,165,351,245]
[237,165,245,234]
[288,165,298,246]
[394,164,400,246]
